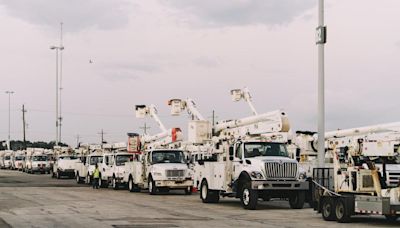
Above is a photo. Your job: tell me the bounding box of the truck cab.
[3,151,12,169]
[76,151,103,184]
[99,152,134,189]
[199,140,308,210]
[13,152,26,171]
[125,149,194,195]
[53,155,79,178]
[26,153,50,174]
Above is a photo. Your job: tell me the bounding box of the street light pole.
[316,0,327,167]
[5,91,14,150]
[50,45,64,146]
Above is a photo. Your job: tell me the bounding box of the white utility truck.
[313,130,400,223]
[123,104,193,194]
[98,144,134,189]
[3,150,13,169]
[25,148,50,174]
[12,150,26,171]
[0,150,5,168]
[168,88,308,210]
[75,145,104,184]
[53,153,79,179]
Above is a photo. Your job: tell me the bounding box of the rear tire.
[335,198,351,223]
[86,173,91,184]
[240,182,258,210]
[322,197,336,221]
[289,191,305,209]
[200,180,219,203]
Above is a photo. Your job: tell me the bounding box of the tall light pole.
[316,0,327,167]
[50,45,64,145]
[59,22,64,144]
[5,91,14,150]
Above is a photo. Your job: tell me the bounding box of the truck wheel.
[385,215,399,222]
[241,182,258,210]
[335,198,351,223]
[86,174,91,184]
[76,173,81,184]
[200,180,219,203]
[148,177,157,195]
[112,177,119,190]
[57,171,61,179]
[185,187,193,195]
[289,191,305,209]
[322,197,336,221]
[128,177,134,192]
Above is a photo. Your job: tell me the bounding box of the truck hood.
[57,160,78,169]
[152,163,188,170]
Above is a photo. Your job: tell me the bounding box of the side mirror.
[229,147,234,161]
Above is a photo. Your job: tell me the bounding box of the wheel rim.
[336,202,344,219]
[76,175,79,183]
[86,175,90,184]
[323,202,331,218]
[201,183,208,199]
[243,189,250,205]
[129,179,133,190]
[149,180,153,192]
[113,178,116,188]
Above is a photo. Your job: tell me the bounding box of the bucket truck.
[3,150,13,169]
[25,148,50,174]
[75,145,104,184]
[313,133,400,223]
[168,90,308,210]
[12,150,26,171]
[122,104,194,194]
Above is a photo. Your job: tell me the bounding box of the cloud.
[0,0,132,31]
[162,0,316,27]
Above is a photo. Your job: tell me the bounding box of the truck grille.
[265,162,297,179]
[166,170,184,178]
[387,172,400,187]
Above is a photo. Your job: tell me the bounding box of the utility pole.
[98,129,106,147]
[59,22,64,144]
[76,134,80,148]
[316,0,327,167]
[140,123,151,134]
[5,91,14,150]
[22,105,27,144]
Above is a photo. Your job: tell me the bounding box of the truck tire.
[240,182,258,210]
[112,176,119,190]
[322,197,336,221]
[289,191,305,209]
[76,173,82,184]
[200,180,219,203]
[185,187,193,195]
[128,177,140,193]
[335,198,351,223]
[148,177,157,195]
[86,173,91,184]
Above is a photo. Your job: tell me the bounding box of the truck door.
[233,142,244,180]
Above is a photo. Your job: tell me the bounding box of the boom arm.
[231,87,258,115]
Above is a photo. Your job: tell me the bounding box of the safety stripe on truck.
[355,210,382,215]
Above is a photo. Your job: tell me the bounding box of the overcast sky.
[1,0,399,146]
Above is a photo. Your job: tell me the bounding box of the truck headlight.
[250,171,264,180]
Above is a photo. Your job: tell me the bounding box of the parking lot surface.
[0,170,399,227]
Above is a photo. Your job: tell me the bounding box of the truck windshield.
[371,157,400,165]
[33,156,47,161]
[89,156,103,165]
[244,142,289,158]
[15,156,25,161]
[152,151,185,164]
[5,156,11,160]
[116,155,133,166]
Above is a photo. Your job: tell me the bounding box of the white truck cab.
[198,140,308,210]
[76,151,104,184]
[53,155,79,179]
[12,151,26,171]
[124,149,194,194]
[3,151,13,169]
[25,149,50,174]
[98,151,134,189]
